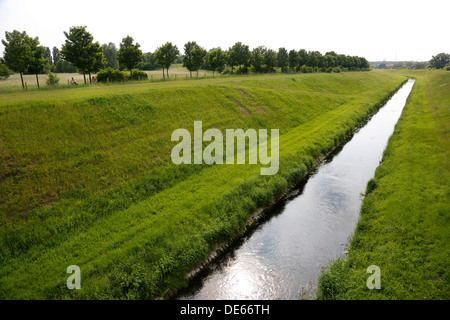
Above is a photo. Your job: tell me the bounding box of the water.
[179,79,415,300]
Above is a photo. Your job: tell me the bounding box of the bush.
[0,63,12,80]
[221,67,234,75]
[45,72,60,86]
[332,67,341,73]
[130,69,148,80]
[444,66,450,71]
[300,65,314,73]
[96,67,129,82]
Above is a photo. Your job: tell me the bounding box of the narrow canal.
[179,79,415,300]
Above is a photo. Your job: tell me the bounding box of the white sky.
[0,0,449,61]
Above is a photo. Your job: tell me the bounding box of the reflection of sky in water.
[181,80,415,300]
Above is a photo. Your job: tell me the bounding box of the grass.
[0,65,217,92]
[317,70,450,300]
[0,70,407,299]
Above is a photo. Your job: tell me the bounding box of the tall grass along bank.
[0,71,407,299]
[317,70,449,300]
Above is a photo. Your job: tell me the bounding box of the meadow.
[0,64,216,91]
[317,70,450,299]
[0,70,407,299]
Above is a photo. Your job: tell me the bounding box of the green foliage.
[45,72,60,86]
[317,71,450,300]
[102,42,119,69]
[154,42,179,78]
[429,52,450,69]
[55,60,78,73]
[2,30,34,88]
[117,36,142,77]
[0,62,12,80]
[0,71,408,299]
[208,48,226,75]
[60,26,105,83]
[96,67,129,82]
[182,41,207,77]
[130,69,148,80]
[277,47,289,73]
[228,42,251,72]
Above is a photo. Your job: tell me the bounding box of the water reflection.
[180,80,415,300]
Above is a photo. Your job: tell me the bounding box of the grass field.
[0,70,408,299]
[317,70,450,299]
[0,64,216,90]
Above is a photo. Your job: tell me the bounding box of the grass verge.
[317,70,450,300]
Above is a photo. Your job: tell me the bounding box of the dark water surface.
[179,79,415,300]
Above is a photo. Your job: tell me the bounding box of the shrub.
[300,65,314,73]
[0,63,12,80]
[96,67,129,82]
[332,67,341,73]
[45,72,60,86]
[130,69,148,80]
[221,67,234,75]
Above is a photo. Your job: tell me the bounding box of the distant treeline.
[371,53,450,70]
[0,26,372,88]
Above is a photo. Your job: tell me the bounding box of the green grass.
[0,70,407,299]
[317,70,450,300]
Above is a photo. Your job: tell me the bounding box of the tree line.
[372,53,450,70]
[2,26,373,89]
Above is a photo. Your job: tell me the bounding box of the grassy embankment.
[317,70,449,299]
[0,71,407,299]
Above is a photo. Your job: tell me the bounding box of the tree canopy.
[117,36,142,77]
[182,41,207,78]
[154,42,179,79]
[61,26,104,84]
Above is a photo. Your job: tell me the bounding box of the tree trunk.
[20,72,24,90]
[35,74,40,89]
[190,71,192,79]
[130,69,133,80]
[83,72,86,85]
[162,67,165,79]
[88,71,91,84]
[166,67,169,79]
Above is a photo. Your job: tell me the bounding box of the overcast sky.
[0,0,448,62]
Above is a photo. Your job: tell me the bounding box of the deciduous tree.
[117,36,142,78]
[154,42,179,79]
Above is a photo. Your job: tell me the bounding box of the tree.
[263,48,277,73]
[154,42,179,79]
[182,41,207,78]
[430,53,450,69]
[52,47,60,66]
[277,47,289,73]
[208,48,226,77]
[27,37,48,88]
[2,30,34,89]
[289,49,299,72]
[298,49,309,67]
[44,47,52,65]
[228,42,251,73]
[87,42,106,81]
[251,46,266,73]
[117,36,142,78]
[102,42,119,69]
[61,26,103,84]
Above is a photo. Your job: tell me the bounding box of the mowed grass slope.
[0,71,406,299]
[317,70,450,300]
